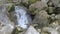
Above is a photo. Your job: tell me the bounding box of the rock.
[55,14,60,20]
[47,1,53,7]
[12,0,18,3]
[48,7,55,14]
[19,32,24,34]
[42,27,50,32]
[12,0,21,4]
[21,0,29,5]
[49,20,59,27]
[0,24,14,34]
[42,27,59,34]
[33,10,49,28]
[4,0,12,3]
[41,27,51,34]
[54,8,60,14]
[29,0,36,4]
[50,14,56,21]
[5,3,14,12]
[41,0,49,3]
[48,28,59,34]
[0,14,15,34]
[55,14,60,25]
[51,0,60,7]
[25,26,39,34]
[16,25,23,31]
[29,1,48,11]
[0,5,15,34]
[37,29,41,33]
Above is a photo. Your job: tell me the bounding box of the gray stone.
[21,0,29,4]
[51,0,60,7]
[0,5,15,34]
[41,0,49,3]
[29,1,48,11]
[25,26,39,34]
[55,14,60,20]
[33,10,49,27]
[42,27,59,34]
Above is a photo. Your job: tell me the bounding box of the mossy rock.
[29,0,36,4]
[4,0,12,3]
[6,3,14,12]
[48,7,55,14]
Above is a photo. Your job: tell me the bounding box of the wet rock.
[51,0,60,7]
[15,6,32,29]
[25,26,39,34]
[29,1,48,11]
[33,10,49,28]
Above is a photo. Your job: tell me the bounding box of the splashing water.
[15,6,32,29]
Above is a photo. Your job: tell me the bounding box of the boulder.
[0,5,15,34]
[25,26,39,34]
[33,10,49,28]
[29,1,48,11]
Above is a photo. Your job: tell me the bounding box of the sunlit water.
[15,6,32,29]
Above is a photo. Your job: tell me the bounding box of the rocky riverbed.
[0,0,60,34]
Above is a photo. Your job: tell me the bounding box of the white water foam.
[15,6,32,29]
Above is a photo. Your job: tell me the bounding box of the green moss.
[48,7,55,14]
[11,27,19,34]
[6,3,14,13]
[29,0,36,4]
[11,27,23,34]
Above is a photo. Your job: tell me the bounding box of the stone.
[21,0,29,4]
[25,26,39,34]
[55,14,60,25]
[29,1,48,11]
[0,5,15,34]
[5,3,14,12]
[49,20,59,27]
[12,0,21,4]
[0,14,15,34]
[4,0,12,3]
[55,14,60,20]
[48,7,55,14]
[42,27,59,34]
[33,10,49,28]
[48,28,59,34]
[41,0,49,3]
[51,0,60,7]
[29,0,36,4]
[12,0,19,2]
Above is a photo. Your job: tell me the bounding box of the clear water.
[15,6,32,29]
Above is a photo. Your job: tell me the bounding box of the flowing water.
[15,6,32,29]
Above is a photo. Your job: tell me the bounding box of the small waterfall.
[15,6,32,29]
